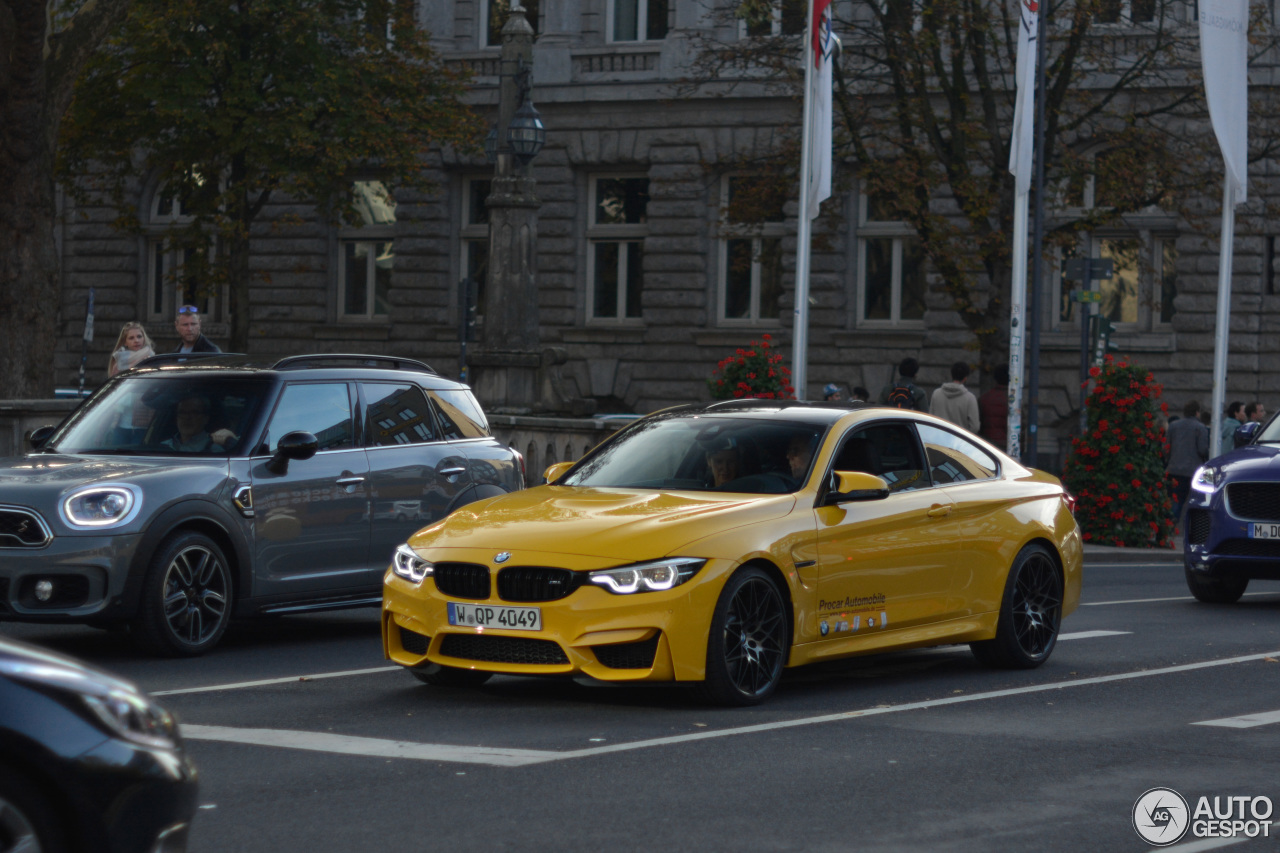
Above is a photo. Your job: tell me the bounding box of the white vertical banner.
[791,0,835,399]
[1006,0,1038,460]
[1200,0,1249,457]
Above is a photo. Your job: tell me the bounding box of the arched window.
[144,180,227,324]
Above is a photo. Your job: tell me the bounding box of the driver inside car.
[706,443,742,488]
[162,394,237,453]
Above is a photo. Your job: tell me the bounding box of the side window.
[832,423,928,492]
[363,383,437,447]
[429,389,489,439]
[266,383,353,452]
[916,423,998,485]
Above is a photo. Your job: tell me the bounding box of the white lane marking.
[1192,709,1280,729]
[181,725,561,767]
[1083,592,1274,606]
[179,650,1280,767]
[152,666,398,696]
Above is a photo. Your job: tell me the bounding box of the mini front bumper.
[0,532,144,621]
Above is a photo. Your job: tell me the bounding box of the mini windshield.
[49,375,271,456]
[562,415,826,494]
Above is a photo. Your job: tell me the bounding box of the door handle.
[335,476,366,486]
[439,466,467,479]
[927,504,953,518]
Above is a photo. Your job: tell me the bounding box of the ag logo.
[1133,787,1190,846]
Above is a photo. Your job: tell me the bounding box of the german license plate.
[1250,522,1280,539]
[447,602,541,631]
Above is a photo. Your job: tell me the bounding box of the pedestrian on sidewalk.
[1167,400,1209,525]
[107,321,155,377]
[1221,400,1244,448]
[879,358,926,410]
[978,363,1009,447]
[930,361,980,433]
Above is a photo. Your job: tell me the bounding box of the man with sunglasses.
[173,305,221,354]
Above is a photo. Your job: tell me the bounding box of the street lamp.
[506,60,544,163]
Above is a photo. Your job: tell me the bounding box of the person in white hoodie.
[929,361,980,433]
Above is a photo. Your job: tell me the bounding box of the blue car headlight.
[391,543,433,584]
[60,484,142,529]
[1190,465,1220,495]
[589,558,705,595]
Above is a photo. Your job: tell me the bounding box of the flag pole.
[1008,193,1028,461]
[792,0,817,401]
[1209,175,1235,458]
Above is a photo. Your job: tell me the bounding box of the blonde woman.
[108,322,156,377]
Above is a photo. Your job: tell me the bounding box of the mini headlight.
[82,688,178,750]
[61,485,141,528]
[391,543,433,584]
[1191,465,1219,494]
[589,558,705,595]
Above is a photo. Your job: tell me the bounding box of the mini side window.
[362,383,438,446]
[916,423,998,484]
[266,383,353,452]
[429,389,489,439]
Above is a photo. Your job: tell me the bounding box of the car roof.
[126,353,469,390]
[655,399,880,426]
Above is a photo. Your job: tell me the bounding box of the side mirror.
[27,425,56,450]
[543,461,574,484]
[824,470,890,505]
[1234,421,1261,448]
[266,431,318,475]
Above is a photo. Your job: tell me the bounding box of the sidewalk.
[1082,533,1184,565]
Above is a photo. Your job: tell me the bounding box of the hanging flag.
[1008,0,1038,196]
[806,0,834,221]
[1200,0,1249,204]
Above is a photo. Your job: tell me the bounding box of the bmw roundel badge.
[494,552,511,564]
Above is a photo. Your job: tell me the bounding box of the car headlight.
[60,485,141,528]
[391,543,433,584]
[1191,465,1220,494]
[589,558,706,595]
[81,688,178,750]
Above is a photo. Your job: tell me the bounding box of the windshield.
[1256,415,1280,444]
[562,415,826,494]
[49,375,271,456]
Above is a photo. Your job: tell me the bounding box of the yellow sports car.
[382,400,1083,705]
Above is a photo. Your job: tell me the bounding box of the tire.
[1185,567,1248,604]
[133,531,233,657]
[410,664,493,687]
[970,543,1062,669]
[698,566,789,706]
[0,767,65,853]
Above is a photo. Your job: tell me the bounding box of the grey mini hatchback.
[0,354,524,656]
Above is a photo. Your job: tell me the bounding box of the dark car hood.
[0,453,228,488]
[1212,444,1280,477]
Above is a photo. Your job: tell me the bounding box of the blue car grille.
[0,508,50,548]
[1226,483,1280,522]
[433,563,490,600]
[497,567,584,602]
[439,634,569,665]
[1186,509,1212,545]
[1213,539,1280,559]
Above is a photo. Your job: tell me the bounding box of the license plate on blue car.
[447,602,541,631]
[1250,523,1280,539]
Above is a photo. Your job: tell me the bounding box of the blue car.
[1183,417,1279,602]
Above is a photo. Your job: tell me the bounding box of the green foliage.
[708,334,795,400]
[57,0,482,348]
[1062,355,1175,548]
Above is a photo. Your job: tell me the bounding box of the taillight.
[1064,491,1077,514]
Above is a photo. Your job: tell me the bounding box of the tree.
[1,0,133,398]
[58,0,482,352]
[685,0,1274,376]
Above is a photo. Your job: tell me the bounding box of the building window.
[609,0,670,41]
[588,176,649,322]
[1053,233,1177,331]
[739,0,805,37]
[460,177,490,321]
[856,189,926,326]
[719,175,785,324]
[1094,0,1156,24]
[145,181,224,324]
[338,181,396,320]
[485,0,539,46]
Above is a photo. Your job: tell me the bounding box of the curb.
[1083,543,1183,565]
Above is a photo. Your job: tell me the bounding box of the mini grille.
[0,509,50,548]
[497,567,584,602]
[398,626,429,656]
[593,634,660,670]
[1227,483,1280,522]
[1213,539,1280,559]
[1186,509,1212,545]
[439,634,569,665]
[433,563,490,600]
[17,575,89,609]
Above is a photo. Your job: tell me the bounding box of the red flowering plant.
[1062,355,1175,548]
[708,334,795,400]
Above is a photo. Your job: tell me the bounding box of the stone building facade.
[52,0,1280,471]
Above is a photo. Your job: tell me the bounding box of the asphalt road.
[4,557,1279,853]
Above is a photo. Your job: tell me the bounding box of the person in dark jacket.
[172,305,221,354]
[978,363,1009,448]
[1167,399,1209,525]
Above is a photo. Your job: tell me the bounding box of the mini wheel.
[1185,567,1248,604]
[971,543,1062,669]
[134,531,233,657]
[410,664,493,687]
[699,566,789,706]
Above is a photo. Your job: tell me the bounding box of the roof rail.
[271,354,437,374]
[135,352,238,368]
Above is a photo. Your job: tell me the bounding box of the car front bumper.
[0,533,144,621]
[1183,497,1280,581]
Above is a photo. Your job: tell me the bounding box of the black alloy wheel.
[971,543,1062,669]
[700,566,789,706]
[135,532,233,657]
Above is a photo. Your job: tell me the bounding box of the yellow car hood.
[411,485,796,560]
